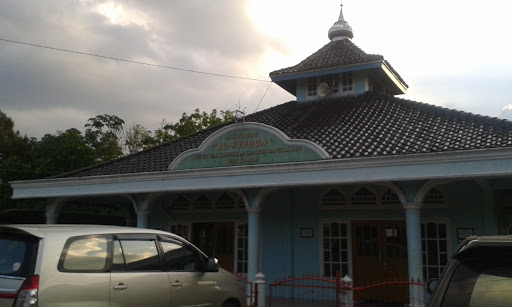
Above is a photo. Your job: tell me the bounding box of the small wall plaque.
[457,228,474,243]
[301,228,314,238]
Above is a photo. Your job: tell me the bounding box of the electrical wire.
[0,37,272,83]
[253,82,273,114]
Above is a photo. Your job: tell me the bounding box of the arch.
[373,182,407,205]
[351,186,377,205]
[414,180,452,204]
[231,187,282,209]
[46,197,69,223]
[321,188,346,206]
[125,193,165,211]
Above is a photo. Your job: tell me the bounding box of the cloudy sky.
[2,0,512,139]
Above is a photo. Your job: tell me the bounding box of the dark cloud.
[0,0,287,138]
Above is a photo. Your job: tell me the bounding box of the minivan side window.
[59,236,109,272]
[160,239,204,272]
[113,239,162,271]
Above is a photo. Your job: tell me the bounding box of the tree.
[0,110,37,210]
[34,128,96,174]
[123,109,234,154]
[124,124,153,155]
[85,114,125,162]
[155,109,233,142]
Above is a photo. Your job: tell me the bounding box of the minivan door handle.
[113,283,128,291]
[172,280,182,287]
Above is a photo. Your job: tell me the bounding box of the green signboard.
[170,123,329,170]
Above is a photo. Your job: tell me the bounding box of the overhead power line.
[0,37,272,83]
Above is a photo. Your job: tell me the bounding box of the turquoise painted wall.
[144,181,502,282]
[261,190,294,283]
[422,181,486,253]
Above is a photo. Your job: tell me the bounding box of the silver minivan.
[0,224,247,307]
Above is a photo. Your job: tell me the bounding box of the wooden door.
[352,221,408,303]
[192,222,235,272]
[213,223,235,272]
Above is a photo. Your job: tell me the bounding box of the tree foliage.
[124,108,233,154]
[0,108,233,210]
[85,114,125,162]
[34,129,96,173]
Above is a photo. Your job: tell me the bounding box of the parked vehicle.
[427,235,512,306]
[0,224,247,307]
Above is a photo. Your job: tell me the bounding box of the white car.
[0,224,247,307]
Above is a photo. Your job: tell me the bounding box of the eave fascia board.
[380,62,408,94]
[10,148,512,199]
[270,61,383,82]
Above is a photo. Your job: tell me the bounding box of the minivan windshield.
[441,247,512,306]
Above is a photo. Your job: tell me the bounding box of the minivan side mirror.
[427,278,438,294]
[206,257,219,272]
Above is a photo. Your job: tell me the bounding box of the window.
[422,222,449,280]
[322,189,345,207]
[60,236,109,272]
[194,194,212,209]
[352,187,377,205]
[160,239,204,272]
[321,75,339,93]
[307,78,317,96]
[424,188,444,204]
[440,247,512,306]
[385,225,407,258]
[170,195,190,210]
[236,223,248,275]
[216,193,235,209]
[307,75,343,97]
[322,222,349,277]
[0,235,37,277]
[342,72,353,92]
[113,239,161,271]
[382,189,401,205]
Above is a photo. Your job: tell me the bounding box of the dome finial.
[328,0,354,41]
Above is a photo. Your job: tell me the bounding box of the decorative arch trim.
[169,122,330,170]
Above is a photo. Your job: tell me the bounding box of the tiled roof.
[269,39,407,87]
[59,91,512,178]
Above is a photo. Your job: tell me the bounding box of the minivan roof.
[455,235,512,259]
[1,224,172,239]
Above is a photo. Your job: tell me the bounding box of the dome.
[328,3,354,41]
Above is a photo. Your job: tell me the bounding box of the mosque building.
[10,2,512,305]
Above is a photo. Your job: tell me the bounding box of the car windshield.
[441,246,512,306]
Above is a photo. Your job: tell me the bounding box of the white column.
[255,272,266,307]
[247,208,261,282]
[46,198,64,224]
[136,210,150,228]
[404,203,425,307]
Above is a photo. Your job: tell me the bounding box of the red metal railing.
[236,274,258,307]
[269,272,426,307]
[269,272,341,307]
[352,278,426,306]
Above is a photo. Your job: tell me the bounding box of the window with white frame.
[236,223,248,275]
[421,222,449,280]
[322,222,349,277]
[342,72,353,92]
[321,75,339,94]
[307,78,317,96]
[307,74,347,97]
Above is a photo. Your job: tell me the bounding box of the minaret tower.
[269,1,408,101]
